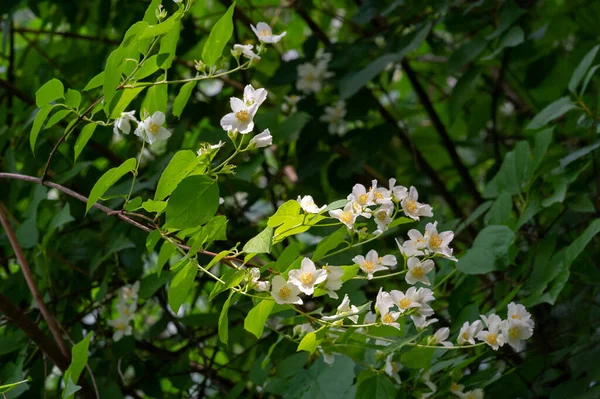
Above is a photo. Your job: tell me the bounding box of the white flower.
[431,327,452,347]
[476,314,505,350]
[421,371,437,398]
[293,322,314,337]
[457,320,483,345]
[323,265,344,299]
[370,180,393,205]
[378,253,397,269]
[385,354,402,384]
[134,111,171,144]
[373,203,394,234]
[405,257,435,285]
[412,315,438,329]
[270,275,303,305]
[233,44,260,60]
[424,221,456,261]
[462,389,484,399]
[320,349,335,365]
[288,258,327,295]
[388,178,407,201]
[220,97,259,134]
[502,318,533,351]
[450,381,465,395]
[353,249,388,279]
[108,315,132,341]
[197,140,225,156]
[249,268,270,292]
[251,22,286,44]
[121,281,140,302]
[113,111,137,135]
[116,301,137,321]
[320,101,347,136]
[402,229,427,257]
[401,186,433,220]
[323,294,359,323]
[297,195,326,214]
[507,302,534,328]
[243,84,267,107]
[282,94,302,114]
[376,288,400,328]
[391,287,421,313]
[249,129,272,149]
[296,59,333,94]
[329,202,358,229]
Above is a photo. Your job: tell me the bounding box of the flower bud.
[248,129,272,150]
[194,60,206,74]
[155,4,167,21]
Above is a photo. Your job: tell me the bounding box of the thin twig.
[0,202,71,358]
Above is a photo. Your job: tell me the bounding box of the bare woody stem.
[0,202,71,358]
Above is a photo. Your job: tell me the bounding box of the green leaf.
[447,34,488,74]
[274,242,300,272]
[313,227,346,261]
[65,89,82,109]
[483,141,532,198]
[243,226,274,254]
[209,268,245,301]
[579,64,600,96]
[356,374,396,399]
[142,199,167,214]
[172,81,196,118]
[168,260,197,313]
[323,199,348,212]
[156,240,177,276]
[30,105,54,152]
[526,96,577,130]
[188,215,228,254]
[218,291,235,345]
[86,158,137,213]
[63,333,92,399]
[482,26,524,60]
[267,200,301,227]
[297,332,318,354]
[164,175,220,230]
[202,3,236,66]
[340,22,430,99]
[569,45,599,93]
[109,87,146,118]
[74,124,97,162]
[484,192,513,226]
[400,347,434,369]
[158,19,181,69]
[50,203,75,229]
[146,229,162,253]
[83,71,104,91]
[36,78,64,107]
[140,9,182,39]
[448,67,481,122]
[457,225,514,274]
[141,81,168,115]
[244,299,274,339]
[155,150,200,200]
[46,109,72,128]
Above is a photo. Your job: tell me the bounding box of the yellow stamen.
[508,326,520,340]
[258,28,270,37]
[461,331,469,340]
[429,234,442,249]
[511,314,521,319]
[235,110,249,122]
[300,273,313,285]
[279,286,291,299]
[487,333,497,345]
[362,261,375,271]
[406,199,417,213]
[358,193,369,205]
[411,266,425,279]
[399,298,411,309]
[376,211,387,221]
[382,313,395,324]
[374,191,384,200]
[148,122,160,135]
[340,211,353,224]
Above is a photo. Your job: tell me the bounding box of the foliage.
[1,0,600,398]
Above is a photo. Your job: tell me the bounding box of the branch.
[0,202,71,358]
[0,172,260,268]
[14,27,120,45]
[401,60,484,205]
[0,293,70,370]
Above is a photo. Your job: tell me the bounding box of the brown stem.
[0,293,70,371]
[13,27,120,45]
[0,202,71,358]
[401,60,483,205]
[0,172,260,268]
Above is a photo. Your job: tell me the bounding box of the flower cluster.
[108,281,139,341]
[296,52,334,94]
[472,303,535,351]
[114,110,172,145]
[376,286,437,329]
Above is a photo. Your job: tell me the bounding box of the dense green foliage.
[1,0,600,398]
